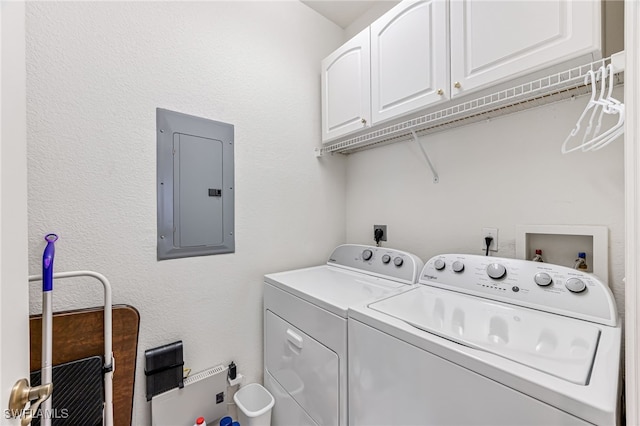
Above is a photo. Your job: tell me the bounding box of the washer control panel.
[420,254,617,326]
[327,244,424,285]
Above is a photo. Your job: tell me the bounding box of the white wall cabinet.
[321,0,602,144]
[371,0,449,124]
[450,0,601,97]
[321,29,371,142]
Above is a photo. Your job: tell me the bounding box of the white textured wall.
[26,2,345,424]
[346,91,625,316]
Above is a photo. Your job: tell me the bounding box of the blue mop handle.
[42,234,57,426]
[43,234,58,291]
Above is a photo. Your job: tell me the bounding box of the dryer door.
[265,311,339,425]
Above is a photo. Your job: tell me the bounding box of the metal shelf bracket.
[412,130,439,183]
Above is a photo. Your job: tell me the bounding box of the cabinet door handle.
[361,118,367,125]
[454,82,462,89]
[437,89,444,96]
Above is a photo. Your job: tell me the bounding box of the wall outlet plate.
[374,225,387,242]
[482,227,498,252]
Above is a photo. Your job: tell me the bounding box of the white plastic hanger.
[580,66,609,151]
[562,63,624,154]
[561,69,598,154]
[588,106,624,151]
[586,64,624,151]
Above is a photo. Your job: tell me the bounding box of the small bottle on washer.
[531,249,544,262]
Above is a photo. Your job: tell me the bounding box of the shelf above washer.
[315,55,623,157]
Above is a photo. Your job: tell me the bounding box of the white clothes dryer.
[263,244,423,426]
[348,254,621,426]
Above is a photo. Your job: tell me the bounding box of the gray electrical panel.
[157,108,234,260]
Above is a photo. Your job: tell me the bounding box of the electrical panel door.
[157,109,234,260]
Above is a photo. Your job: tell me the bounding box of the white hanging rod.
[315,54,623,157]
[29,270,114,426]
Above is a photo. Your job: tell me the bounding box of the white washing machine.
[349,254,621,426]
[263,244,424,426]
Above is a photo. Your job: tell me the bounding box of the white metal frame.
[316,56,622,156]
[624,1,639,424]
[28,271,114,426]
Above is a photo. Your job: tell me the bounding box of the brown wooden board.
[30,305,140,426]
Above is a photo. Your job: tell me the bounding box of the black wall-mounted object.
[145,340,184,401]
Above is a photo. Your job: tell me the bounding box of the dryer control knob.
[534,272,552,286]
[565,278,587,293]
[487,263,507,280]
[434,259,446,270]
[393,257,404,267]
[452,261,464,273]
[362,249,373,261]
[382,254,391,264]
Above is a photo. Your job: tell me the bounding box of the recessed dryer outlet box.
[482,227,498,252]
[515,224,609,286]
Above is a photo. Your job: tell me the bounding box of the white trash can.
[233,383,275,426]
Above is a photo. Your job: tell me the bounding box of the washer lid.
[369,286,600,385]
[265,265,409,317]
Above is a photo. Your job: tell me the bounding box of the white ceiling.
[301,1,394,29]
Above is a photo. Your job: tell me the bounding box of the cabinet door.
[321,28,370,142]
[371,0,449,124]
[450,0,601,97]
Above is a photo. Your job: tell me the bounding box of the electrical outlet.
[482,227,498,252]
[374,225,387,242]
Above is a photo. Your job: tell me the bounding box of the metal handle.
[454,82,462,89]
[8,379,53,426]
[361,118,367,125]
[437,89,444,96]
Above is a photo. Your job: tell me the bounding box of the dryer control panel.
[421,254,618,326]
[328,244,424,285]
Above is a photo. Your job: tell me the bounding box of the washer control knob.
[434,259,446,270]
[452,261,464,273]
[534,272,552,286]
[487,263,507,280]
[393,257,404,267]
[565,278,587,293]
[362,249,373,261]
[382,254,391,264]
